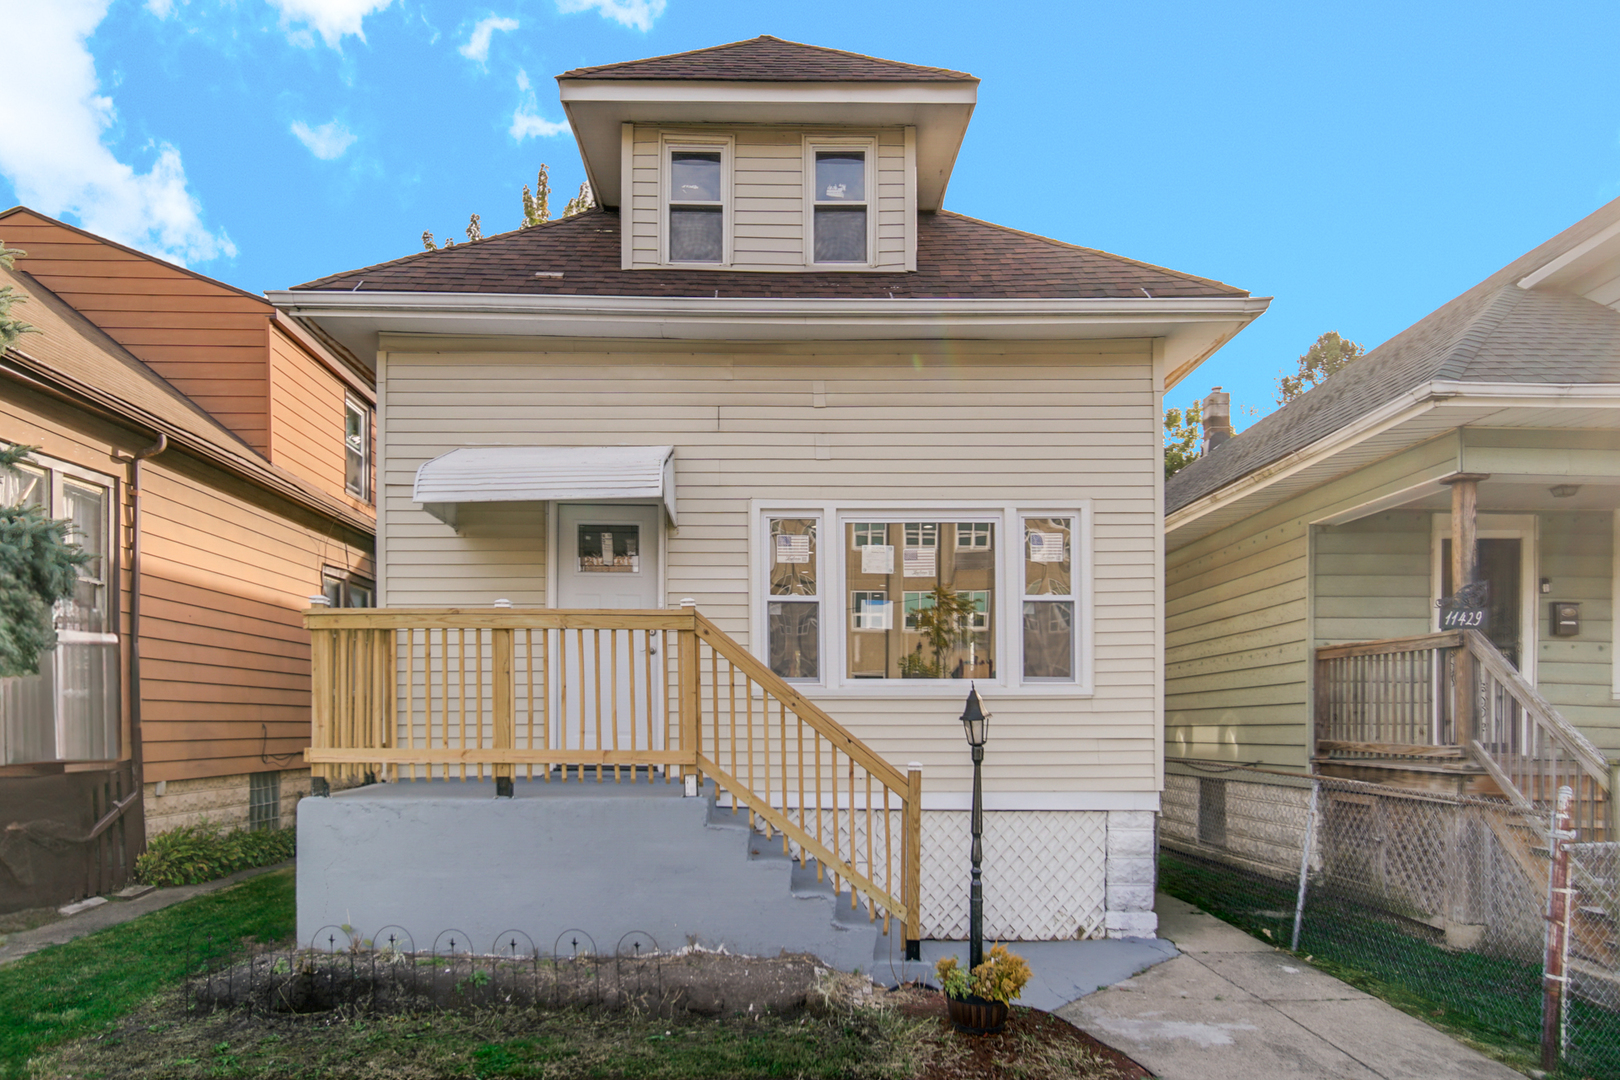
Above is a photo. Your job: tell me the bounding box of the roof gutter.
[1165,380,1620,535]
[268,289,1266,323]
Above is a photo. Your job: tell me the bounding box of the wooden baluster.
[493,627,513,789]
[814,733,824,881]
[679,623,698,787]
[401,628,412,781]
[477,627,487,782]
[458,628,469,781]
[626,629,638,781]
[905,765,922,945]
[797,714,806,866]
[611,628,621,783]
[710,646,720,794]
[883,784,892,934]
[576,628,587,783]
[594,628,603,782]
[382,629,396,782]
[780,699,789,856]
[866,769,874,918]
[526,629,537,781]
[310,628,330,792]
[831,746,840,899]
[643,629,655,772]
[849,754,858,909]
[735,663,743,820]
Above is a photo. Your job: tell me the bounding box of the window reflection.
[845,522,994,680]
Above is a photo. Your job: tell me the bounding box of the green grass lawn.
[0,868,294,1079]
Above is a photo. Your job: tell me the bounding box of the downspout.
[115,434,166,847]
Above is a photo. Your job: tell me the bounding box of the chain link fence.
[1160,761,1620,1077]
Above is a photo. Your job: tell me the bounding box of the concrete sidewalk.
[1059,893,1525,1080]
[0,861,293,966]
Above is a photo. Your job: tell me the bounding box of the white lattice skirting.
[921,810,1114,940]
[730,804,1157,941]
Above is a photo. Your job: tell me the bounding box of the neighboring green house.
[1164,196,1620,803]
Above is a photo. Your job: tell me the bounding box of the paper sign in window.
[902,546,936,577]
[861,544,894,575]
[1029,532,1065,563]
[775,534,811,564]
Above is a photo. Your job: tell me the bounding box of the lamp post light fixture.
[960,685,990,970]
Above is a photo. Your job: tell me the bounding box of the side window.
[1021,516,1077,681]
[667,147,726,264]
[324,569,375,608]
[809,146,870,265]
[344,396,370,501]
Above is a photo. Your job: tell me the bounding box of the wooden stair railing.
[688,612,921,945]
[302,607,922,946]
[1461,629,1611,843]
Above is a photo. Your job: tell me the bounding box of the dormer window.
[808,140,874,265]
[665,138,731,264]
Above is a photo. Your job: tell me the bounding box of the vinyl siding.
[378,338,1160,797]
[1536,510,1616,752]
[1165,433,1463,770]
[628,125,909,272]
[1313,512,1432,644]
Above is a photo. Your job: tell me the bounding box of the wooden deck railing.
[304,606,921,943]
[1316,629,1612,840]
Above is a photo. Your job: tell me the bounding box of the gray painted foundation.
[297,776,886,970]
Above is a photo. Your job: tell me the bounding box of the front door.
[1441,537,1524,668]
[555,503,663,757]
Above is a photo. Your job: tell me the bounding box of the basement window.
[249,771,281,831]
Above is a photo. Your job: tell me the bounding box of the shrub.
[934,943,1032,1005]
[135,821,295,887]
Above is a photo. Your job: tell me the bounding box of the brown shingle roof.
[292,209,1247,300]
[558,35,976,83]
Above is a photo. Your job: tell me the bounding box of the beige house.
[273,36,1266,954]
[1165,196,1620,835]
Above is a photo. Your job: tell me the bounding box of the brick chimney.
[1201,387,1233,454]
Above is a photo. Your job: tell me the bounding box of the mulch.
[891,985,1153,1080]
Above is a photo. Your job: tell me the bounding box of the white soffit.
[414,445,676,527]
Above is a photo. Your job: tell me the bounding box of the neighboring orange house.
[0,208,374,911]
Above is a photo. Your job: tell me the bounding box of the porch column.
[1441,473,1489,746]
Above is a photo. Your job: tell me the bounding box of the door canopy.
[413,445,676,529]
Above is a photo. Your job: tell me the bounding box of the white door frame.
[1431,513,1538,684]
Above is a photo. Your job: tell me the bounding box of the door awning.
[413,445,676,528]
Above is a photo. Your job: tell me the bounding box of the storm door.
[1440,537,1524,669]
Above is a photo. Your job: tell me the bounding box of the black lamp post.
[960,685,989,970]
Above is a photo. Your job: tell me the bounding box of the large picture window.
[755,506,1089,693]
[0,451,120,765]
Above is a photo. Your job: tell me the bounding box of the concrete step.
[298,776,882,971]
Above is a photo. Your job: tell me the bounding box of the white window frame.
[661,133,733,267]
[749,501,1094,697]
[802,136,876,269]
[0,445,121,764]
[344,394,371,501]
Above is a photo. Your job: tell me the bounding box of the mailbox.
[1551,602,1581,637]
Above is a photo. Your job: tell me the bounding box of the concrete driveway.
[1058,893,1527,1080]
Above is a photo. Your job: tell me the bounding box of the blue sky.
[4,0,1619,422]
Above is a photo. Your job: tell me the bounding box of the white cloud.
[555,0,665,32]
[0,0,234,267]
[508,69,569,140]
[290,119,357,160]
[145,0,176,17]
[459,15,518,62]
[265,0,393,50]
[510,110,569,140]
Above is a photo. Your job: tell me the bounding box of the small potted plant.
[935,943,1031,1034]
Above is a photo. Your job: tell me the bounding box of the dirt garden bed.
[38,951,1150,1079]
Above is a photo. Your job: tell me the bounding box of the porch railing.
[303,606,921,943]
[1315,629,1612,840]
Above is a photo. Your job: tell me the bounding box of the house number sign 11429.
[1438,581,1489,631]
